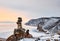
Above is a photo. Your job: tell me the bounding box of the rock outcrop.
[25,17,60,34]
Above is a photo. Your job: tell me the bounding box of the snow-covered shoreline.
[0,23,60,41]
[0,26,60,41]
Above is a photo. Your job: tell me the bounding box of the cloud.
[0,0,60,18]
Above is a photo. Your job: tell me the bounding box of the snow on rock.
[43,18,59,30]
[25,17,60,34]
[25,17,60,27]
[20,38,36,41]
[25,17,50,26]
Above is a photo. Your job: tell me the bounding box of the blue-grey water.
[0,23,17,33]
[0,22,36,33]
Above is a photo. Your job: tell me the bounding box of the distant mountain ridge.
[25,17,60,26]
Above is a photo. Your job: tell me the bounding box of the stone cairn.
[6,17,25,41]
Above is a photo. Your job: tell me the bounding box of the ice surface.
[0,31,13,38]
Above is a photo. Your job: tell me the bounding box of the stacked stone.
[6,17,25,41]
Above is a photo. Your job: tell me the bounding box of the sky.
[0,0,60,22]
[0,7,28,22]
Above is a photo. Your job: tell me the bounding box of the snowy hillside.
[43,18,59,30]
[25,17,60,26]
[43,18,60,33]
[25,17,50,26]
[25,17,60,33]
